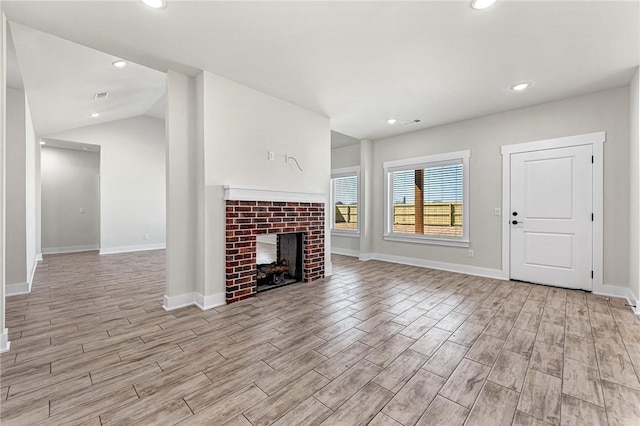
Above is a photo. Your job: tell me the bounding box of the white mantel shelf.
[223,186,327,203]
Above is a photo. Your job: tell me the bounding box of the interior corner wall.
[40,147,100,252]
[45,116,166,254]
[5,86,26,286]
[201,71,331,300]
[629,67,639,306]
[372,87,630,288]
[331,143,361,255]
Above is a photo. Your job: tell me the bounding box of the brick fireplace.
[225,196,325,303]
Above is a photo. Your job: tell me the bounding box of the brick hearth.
[225,200,325,303]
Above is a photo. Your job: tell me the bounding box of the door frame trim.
[500,131,606,292]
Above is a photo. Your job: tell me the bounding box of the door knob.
[512,212,518,216]
[512,220,523,225]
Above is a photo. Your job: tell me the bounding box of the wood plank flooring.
[2,250,640,425]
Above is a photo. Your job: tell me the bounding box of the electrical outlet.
[468,249,474,258]
[79,207,85,214]
[494,208,501,216]
[143,233,149,240]
[284,154,289,163]
[268,151,275,161]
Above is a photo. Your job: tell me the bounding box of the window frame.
[330,166,361,237]
[383,150,470,247]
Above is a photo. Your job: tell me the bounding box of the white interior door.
[510,144,593,290]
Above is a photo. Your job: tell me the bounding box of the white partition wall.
[630,67,640,311]
[1,11,10,352]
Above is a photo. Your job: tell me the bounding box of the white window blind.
[391,163,463,204]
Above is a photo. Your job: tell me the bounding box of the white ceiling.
[8,22,166,136]
[3,0,639,141]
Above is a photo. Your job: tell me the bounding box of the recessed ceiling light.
[511,81,532,91]
[386,118,397,125]
[141,0,166,9]
[112,60,127,68]
[39,141,46,145]
[471,0,497,10]
[90,112,100,118]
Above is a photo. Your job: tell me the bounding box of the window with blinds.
[384,151,470,246]
[331,168,359,233]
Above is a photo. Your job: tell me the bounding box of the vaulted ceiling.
[3,0,638,141]
[8,22,165,136]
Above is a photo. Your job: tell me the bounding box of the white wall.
[630,67,639,307]
[360,139,374,258]
[200,71,330,301]
[331,142,361,255]
[24,93,36,279]
[331,142,360,169]
[5,86,37,293]
[5,87,26,285]
[41,147,100,252]
[46,116,166,254]
[1,12,9,352]
[372,87,630,289]
[165,70,198,300]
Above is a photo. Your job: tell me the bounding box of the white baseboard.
[593,284,633,300]
[163,293,196,311]
[325,261,333,277]
[42,244,99,254]
[0,328,10,353]
[194,292,226,310]
[627,288,639,315]
[29,259,38,287]
[595,286,638,315]
[331,247,360,257]
[6,258,38,297]
[100,243,166,255]
[369,252,507,280]
[36,253,43,261]
[6,281,30,296]
[359,253,373,261]
[164,291,226,311]
[581,284,640,315]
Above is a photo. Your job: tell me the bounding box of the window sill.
[383,234,470,248]
[331,230,361,238]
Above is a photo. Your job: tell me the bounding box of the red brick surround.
[225,200,325,303]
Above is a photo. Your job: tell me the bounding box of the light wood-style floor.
[2,251,640,426]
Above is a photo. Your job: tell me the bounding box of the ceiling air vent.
[403,119,422,126]
[94,92,109,100]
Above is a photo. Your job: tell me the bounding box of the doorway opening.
[40,142,101,254]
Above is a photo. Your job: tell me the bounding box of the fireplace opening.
[257,232,304,292]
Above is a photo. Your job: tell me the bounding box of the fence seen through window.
[333,175,358,231]
[391,164,463,237]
